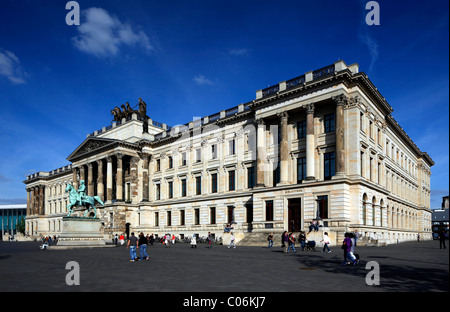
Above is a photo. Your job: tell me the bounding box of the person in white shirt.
[321,232,331,253]
[228,233,236,248]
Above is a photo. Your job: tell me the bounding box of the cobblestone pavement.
[0,239,448,293]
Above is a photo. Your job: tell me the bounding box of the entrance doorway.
[288,198,302,232]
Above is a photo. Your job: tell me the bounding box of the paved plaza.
[0,239,448,293]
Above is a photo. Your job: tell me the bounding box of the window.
[167,211,172,226]
[265,200,274,221]
[211,144,217,159]
[324,152,335,180]
[156,159,161,171]
[168,181,173,199]
[180,210,185,226]
[154,212,159,227]
[228,170,235,191]
[297,120,306,139]
[360,112,364,132]
[324,113,335,133]
[181,152,187,166]
[181,179,187,197]
[168,156,173,169]
[210,207,216,225]
[229,139,235,155]
[196,148,201,162]
[369,120,373,138]
[297,157,306,183]
[227,206,235,224]
[273,161,280,186]
[211,173,218,193]
[317,195,328,219]
[247,166,255,188]
[360,151,365,177]
[156,183,161,200]
[196,176,202,195]
[194,208,200,225]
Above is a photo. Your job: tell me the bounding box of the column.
[72,167,79,190]
[277,111,289,185]
[87,162,94,196]
[256,118,266,187]
[141,154,150,202]
[96,159,104,202]
[130,156,139,203]
[106,156,113,204]
[39,185,44,215]
[305,104,316,181]
[332,94,346,176]
[79,165,85,184]
[116,153,123,202]
[26,188,31,216]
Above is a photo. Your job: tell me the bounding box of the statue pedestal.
[52,217,107,249]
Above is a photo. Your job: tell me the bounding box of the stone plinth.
[54,217,106,248]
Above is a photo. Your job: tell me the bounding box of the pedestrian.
[287,233,297,253]
[299,231,306,251]
[119,233,125,246]
[164,234,170,248]
[127,232,139,262]
[282,231,289,253]
[190,235,197,248]
[439,230,447,249]
[354,230,359,246]
[138,233,150,261]
[321,232,331,253]
[149,234,154,245]
[267,233,274,248]
[341,233,357,266]
[114,234,118,246]
[417,233,420,242]
[172,234,176,245]
[207,232,213,248]
[228,233,236,248]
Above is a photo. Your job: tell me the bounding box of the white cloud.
[358,29,379,74]
[72,7,152,58]
[193,75,213,86]
[0,49,27,84]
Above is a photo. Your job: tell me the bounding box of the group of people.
[126,232,150,262]
[39,235,59,250]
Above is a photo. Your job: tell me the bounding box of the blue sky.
[0,0,448,208]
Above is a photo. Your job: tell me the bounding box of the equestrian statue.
[65,181,104,218]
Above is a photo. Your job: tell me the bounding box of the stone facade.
[24,60,434,245]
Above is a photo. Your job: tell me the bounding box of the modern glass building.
[0,204,27,239]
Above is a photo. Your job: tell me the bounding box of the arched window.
[362,193,368,225]
[372,196,376,226]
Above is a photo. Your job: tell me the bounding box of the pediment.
[67,137,119,162]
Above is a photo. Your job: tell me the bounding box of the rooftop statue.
[111,98,148,121]
[65,181,104,218]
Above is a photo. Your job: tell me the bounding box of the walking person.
[267,233,274,248]
[282,231,289,253]
[127,232,139,262]
[321,232,331,253]
[207,232,213,248]
[287,233,297,253]
[341,233,356,266]
[138,233,149,261]
[439,229,447,249]
[299,231,306,251]
[417,233,420,242]
[190,234,197,248]
[228,233,236,248]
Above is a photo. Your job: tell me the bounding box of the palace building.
[23,60,434,245]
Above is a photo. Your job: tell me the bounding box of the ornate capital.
[255,118,265,125]
[305,103,315,115]
[332,93,348,106]
[277,111,288,119]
